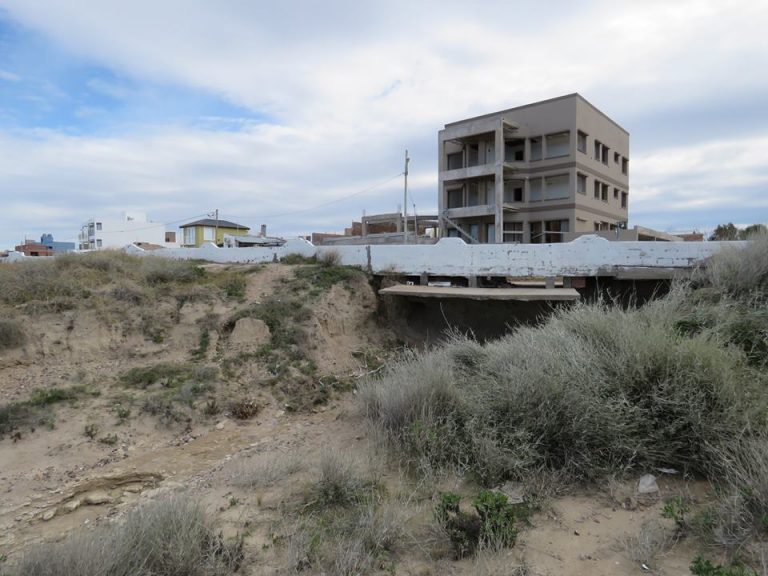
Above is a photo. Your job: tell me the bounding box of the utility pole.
[403,150,410,244]
[214,208,219,246]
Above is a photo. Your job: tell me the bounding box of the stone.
[636,474,660,503]
[230,318,270,350]
[83,491,113,505]
[41,509,56,521]
[637,474,659,494]
[62,499,81,512]
[215,422,225,430]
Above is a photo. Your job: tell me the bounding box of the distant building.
[15,234,75,256]
[312,211,438,245]
[438,93,629,243]
[78,212,165,250]
[179,219,250,247]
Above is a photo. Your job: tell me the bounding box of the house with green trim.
[179,219,250,247]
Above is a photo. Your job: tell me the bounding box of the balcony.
[442,163,495,182]
[444,204,495,219]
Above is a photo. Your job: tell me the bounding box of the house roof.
[179,219,250,230]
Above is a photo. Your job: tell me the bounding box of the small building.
[15,234,75,256]
[311,211,438,245]
[78,212,166,250]
[179,219,250,247]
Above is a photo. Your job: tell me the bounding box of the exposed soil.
[0,262,719,574]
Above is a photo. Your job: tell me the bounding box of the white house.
[77,211,166,250]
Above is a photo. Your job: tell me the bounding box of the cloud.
[0,0,767,247]
[0,69,20,81]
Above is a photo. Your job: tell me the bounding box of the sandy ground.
[0,263,718,575]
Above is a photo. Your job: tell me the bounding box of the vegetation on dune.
[0,251,249,310]
[0,318,26,351]
[6,494,243,576]
[362,232,768,561]
[0,384,98,439]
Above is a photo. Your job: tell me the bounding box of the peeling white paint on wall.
[119,236,744,278]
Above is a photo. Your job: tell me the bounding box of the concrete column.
[494,120,504,243]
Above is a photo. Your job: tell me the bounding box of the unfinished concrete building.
[438,93,629,243]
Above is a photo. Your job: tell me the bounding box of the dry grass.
[230,453,305,489]
[619,519,673,569]
[9,494,242,576]
[0,318,25,351]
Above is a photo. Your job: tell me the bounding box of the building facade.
[179,219,250,247]
[438,93,629,243]
[78,211,166,250]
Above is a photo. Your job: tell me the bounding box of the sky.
[0,0,767,249]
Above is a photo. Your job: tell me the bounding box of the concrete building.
[15,234,75,256]
[438,93,629,243]
[78,212,166,250]
[179,218,250,247]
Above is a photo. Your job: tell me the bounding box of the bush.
[435,491,518,558]
[706,231,768,298]
[363,299,767,485]
[313,450,370,507]
[10,494,243,576]
[0,318,25,350]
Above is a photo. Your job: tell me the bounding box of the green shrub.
[690,556,757,576]
[0,318,25,350]
[435,490,517,558]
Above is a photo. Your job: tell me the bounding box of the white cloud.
[0,69,20,82]
[0,0,767,246]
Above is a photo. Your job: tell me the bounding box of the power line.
[234,172,405,221]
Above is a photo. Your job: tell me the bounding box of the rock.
[62,499,81,512]
[637,474,659,494]
[83,491,113,505]
[41,509,56,521]
[230,318,270,350]
[215,422,225,431]
[637,474,660,503]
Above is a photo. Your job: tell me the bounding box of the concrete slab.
[379,284,581,301]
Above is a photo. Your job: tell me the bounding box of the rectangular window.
[577,173,587,195]
[447,188,463,209]
[545,219,569,243]
[468,144,479,166]
[203,227,216,241]
[614,187,619,199]
[621,191,628,208]
[601,183,609,202]
[504,180,524,203]
[594,222,601,232]
[601,145,609,165]
[529,178,543,201]
[545,173,569,200]
[467,182,484,206]
[96,222,102,231]
[485,223,495,243]
[545,131,570,158]
[96,239,102,248]
[622,157,629,175]
[614,152,620,163]
[447,152,463,170]
[505,138,525,162]
[530,137,542,161]
[184,228,195,245]
[503,221,523,243]
[530,221,543,244]
[577,130,587,153]
[469,224,480,241]
[594,180,601,199]
[594,139,601,159]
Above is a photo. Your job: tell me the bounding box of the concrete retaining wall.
[122,236,742,277]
